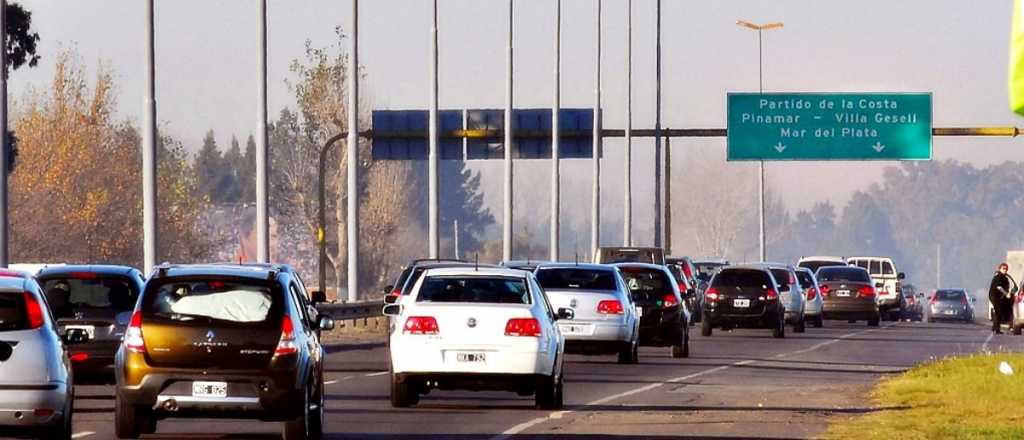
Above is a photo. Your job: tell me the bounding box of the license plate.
[944,310,956,315]
[456,352,486,363]
[835,290,851,297]
[192,381,227,398]
[559,324,590,335]
[64,325,95,339]
[733,299,750,308]
[635,306,643,316]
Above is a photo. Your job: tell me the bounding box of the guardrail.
[316,299,384,321]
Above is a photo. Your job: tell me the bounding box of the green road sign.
[727,93,932,161]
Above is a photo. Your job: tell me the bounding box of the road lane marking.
[365,371,389,377]
[981,331,995,353]
[324,380,339,385]
[492,325,887,440]
[71,432,94,439]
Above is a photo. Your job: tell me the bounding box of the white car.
[795,267,824,328]
[534,264,640,364]
[384,267,570,409]
[758,263,807,333]
[848,257,906,320]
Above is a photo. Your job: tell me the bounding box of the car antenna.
[475,253,479,271]
[575,252,579,266]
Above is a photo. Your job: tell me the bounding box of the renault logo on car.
[467,318,477,328]
[205,330,215,342]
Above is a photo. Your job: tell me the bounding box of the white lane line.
[365,371,389,377]
[492,325,887,440]
[981,331,995,353]
[324,380,339,385]
[71,432,95,439]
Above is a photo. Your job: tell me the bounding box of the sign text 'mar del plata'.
[727,93,932,161]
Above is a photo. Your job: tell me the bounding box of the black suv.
[37,265,145,382]
[701,266,787,338]
[114,264,334,440]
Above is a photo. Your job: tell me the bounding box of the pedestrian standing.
[989,263,1014,334]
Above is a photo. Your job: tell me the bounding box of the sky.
[8,0,1022,248]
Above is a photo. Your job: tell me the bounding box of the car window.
[850,260,868,270]
[536,268,618,291]
[619,267,674,295]
[530,276,555,320]
[935,290,965,301]
[868,260,881,275]
[799,261,845,273]
[768,269,793,288]
[0,291,28,331]
[882,261,894,275]
[41,276,138,318]
[817,267,872,283]
[142,279,281,324]
[416,276,530,304]
[289,283,312,328]
[795,271,815,289]
[711,269,771,289]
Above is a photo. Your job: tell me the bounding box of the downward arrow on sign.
[773,142,787,153]
[872,142,886,153]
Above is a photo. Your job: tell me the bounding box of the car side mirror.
[382,285,394,295]
[875,282,884,289]
[311,290,327,304]
[897,272,906,280]
[317,315,336,331]
[382,304,402,317]
[384,294,399,305]
[556,307,575,321]
[64,328,89,344]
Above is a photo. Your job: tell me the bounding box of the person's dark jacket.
[990,272,1012,303]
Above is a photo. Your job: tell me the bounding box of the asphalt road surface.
[66,320,1020,440]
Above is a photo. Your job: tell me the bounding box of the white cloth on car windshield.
[170,290,272,322]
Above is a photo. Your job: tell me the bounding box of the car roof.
[413,261,493,269]
[501,260,551,266]
[0,276,25,291]
[744,262,795,270]
[847,256,894,261]
[600,246,661,252]
[149,263,290,281]
[37,264,138,278]
[798,256,846,262]
[612,262,667,270]
[535,263,615,271]
[419,267,531,278]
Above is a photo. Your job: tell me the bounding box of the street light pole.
[624,0,632,246]
[347,0,359,302]
[142,0,158,274]
[428,0,440,259]
[736,20,782,262]
[550,0,561,262]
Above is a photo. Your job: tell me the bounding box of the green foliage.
[6,3,40,74]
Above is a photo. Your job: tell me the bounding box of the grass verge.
[824,352,1024,439]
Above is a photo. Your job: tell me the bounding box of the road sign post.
[727,93,932,161]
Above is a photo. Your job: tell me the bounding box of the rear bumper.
[564,340,628,355]
[822,302,878,320]
[558,320,631,345]
[116,370,303,420]
[705,304,780,329]
[0,383,69,427]
[390,340,554,376]
[395,372,549,394]
[638,313,683,346]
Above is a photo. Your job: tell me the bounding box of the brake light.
[705,287,720,303]
[857,286,876,298]
[124,311,146,353]
[820,285,831,296]
[69,271,98,280]
[678,283,688,293]
[764,288,779,301]
[23,292,44,329]
[662,294,679,308]
[33,409,54,418]
[597,300,624,314]
[274,315,298,356]
[505,318,541,337]
[403,316,439,335]
[806,288,817,301]
[70,352,89,363]
[961,296,968,306]
[930,295,937,304]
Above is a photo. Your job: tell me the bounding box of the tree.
[5,3,40,74]
[239,135,257,203]
[193,130,223,202]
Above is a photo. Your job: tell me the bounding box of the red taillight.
[124,311,146,353]
[597,300,624,314]
[70,352,89,362]
[23,292,44,329]
[705,287,720,303]
[662,294,679,308]
[274,315,298,356]
[857,286,876,298]
[505,318,541,337]
[961,296,968,306]
[403,316,439,335]
[806,288,817,301]
[820,285,831,296]
[930,295,937,304]
[69,271,98,280]
[33,408,54,418]
[764,289,779,301]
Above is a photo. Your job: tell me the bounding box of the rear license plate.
[456,352,486,363]
[733,299,750,308]
[944,310,956,315]
[635,306,643,316]
[559,324,591,335]
[64,325,95,340]
[192,381,227,398]
[835,290,851,297]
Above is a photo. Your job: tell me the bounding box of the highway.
[69,321,1016,440]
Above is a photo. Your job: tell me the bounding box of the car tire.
[310,373,326,438]
[41,394,73,440]
[794,317,806,333]
[283,381,321,440]
[772,316,785,339]
[1015,325,1022,336]
[868,316,880,327]
[390,373,416,408]
[813,315,823,328]
[701,315,713,337]
[114,395,147,439]
[535,371,561,410]
[671,325,689,358]
[618,340,638,364]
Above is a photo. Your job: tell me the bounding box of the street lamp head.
[736,20,784,31]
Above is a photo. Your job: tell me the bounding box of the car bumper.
[930,308,971,320]
[557,320,631,342]
[822,303,879,320]
[0,383,68,427]
[390,341,554,376]
[116,371,303,420]
[395,372,550,394]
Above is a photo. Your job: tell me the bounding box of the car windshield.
[41,276,138,318]
[0,292,27,331]
[817,267,872,283]
[769,269,795,288]
[536,268,617,291]
[598,249,660,264]
[142,279,280,324]
[416,276,530,304]
[712,269,771,289]
[618,267,673,295]
[795,271,816,289]
[935,290,965,301]
[798,260,846,273]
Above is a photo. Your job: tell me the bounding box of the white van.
[847,257,905,320]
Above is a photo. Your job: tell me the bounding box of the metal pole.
[665,136,672,254]
[591,0,602,259]
[550,0,560,262]
[0,0,8,267]
[503,0,514,261]
[256,0,270,263]
[757,28,766,262]
[653,0,661,249]
[347,0,359,302]
[142,0,158,274]
[454,220,459,259]
[318,132,345,295]
[428,0,439,258]
[624,0,632,246]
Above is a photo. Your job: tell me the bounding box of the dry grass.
[824,352,1024,439]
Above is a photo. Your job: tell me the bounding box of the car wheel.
[283,381,320,440]
[535,372,560,410]
[701,314,713,337]
[390,373,416,408]
[868,316,880,327]
[772,315,785,339]
[671,326,689,358]
[41,393,73,440]
[1015,325,1023,335]
[813,315,823,328]
[618,340,638,364]
[794,316,806,333]
[310,373,325,438]
[114,395,148,439]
